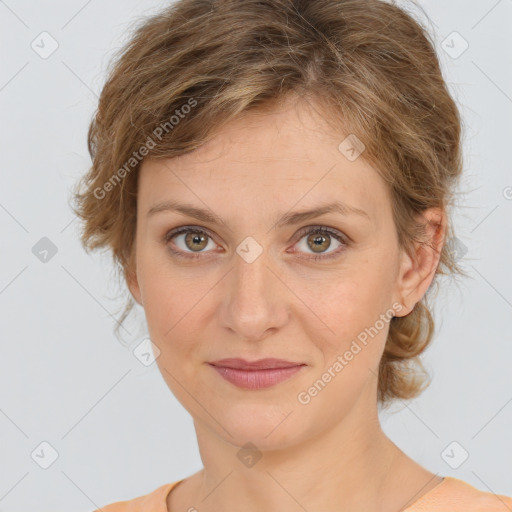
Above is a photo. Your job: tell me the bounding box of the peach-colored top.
[94,476,512,511]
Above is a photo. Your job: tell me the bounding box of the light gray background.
[1,0,511,510]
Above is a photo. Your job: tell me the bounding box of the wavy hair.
[72,0,468,408]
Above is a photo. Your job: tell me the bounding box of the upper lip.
[209,358,305,370]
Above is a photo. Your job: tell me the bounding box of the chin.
[211,405,311,451]
[225,426,302,453]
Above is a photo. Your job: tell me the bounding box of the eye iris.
[307,233,331,253]
[185,232,208,251]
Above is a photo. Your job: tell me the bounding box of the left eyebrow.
[274,201,370,228]
[146,199,370,228]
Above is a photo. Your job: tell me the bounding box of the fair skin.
[128,96,446,512]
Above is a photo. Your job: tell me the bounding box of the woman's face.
[129,98,416,449]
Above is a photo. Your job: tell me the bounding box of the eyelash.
[163,225,349,262]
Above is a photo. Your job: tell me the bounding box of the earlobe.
[394,207,445,317]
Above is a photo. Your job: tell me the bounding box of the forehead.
[138,99,390,225]
[173,99,347,168]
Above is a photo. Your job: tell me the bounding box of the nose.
[218,247,289,342]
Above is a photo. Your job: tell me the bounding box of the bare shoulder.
[91,482,176,512]
[406,476,512,511]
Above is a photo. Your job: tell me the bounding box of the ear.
[393,207,446,317]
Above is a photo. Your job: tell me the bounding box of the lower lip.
[210,364,305,389]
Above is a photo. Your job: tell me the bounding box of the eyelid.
[163,225,217,244]
[294,224,350,244]
[288,225,349,260]
[163,225,221,258]
[164,224,350,260]
[164,224,349,243]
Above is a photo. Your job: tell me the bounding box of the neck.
[184,388,417,512]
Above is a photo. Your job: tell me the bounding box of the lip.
[208,358,306,390]
[209,358,305,370]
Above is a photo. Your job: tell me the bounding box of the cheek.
[293,276,393,416]
[140,270,205,398]
[299,261,395,366]
[136,257,180,337]
[137,258,213,358]
[137,244,189,318]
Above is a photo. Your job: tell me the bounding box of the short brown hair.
[72,0,468,408]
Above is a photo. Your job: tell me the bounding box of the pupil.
[310,234,329,253]
[186,232,206,251]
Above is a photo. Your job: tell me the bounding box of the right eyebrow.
[146,200,228,227]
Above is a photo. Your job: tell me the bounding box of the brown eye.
[164,225,348,262]
[306,232,332,253]
[293,226,348,260]
[184,231,209,252]
[164,227,217,259]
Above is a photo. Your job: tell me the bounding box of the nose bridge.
[219,243,288,340]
